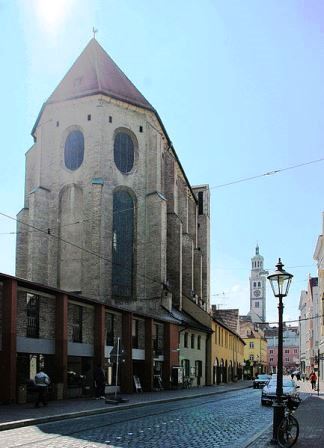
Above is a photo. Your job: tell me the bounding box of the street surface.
[0,388,272,448]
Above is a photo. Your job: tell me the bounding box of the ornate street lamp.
[267,258,293,444]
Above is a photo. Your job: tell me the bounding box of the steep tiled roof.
[47,38,154,110]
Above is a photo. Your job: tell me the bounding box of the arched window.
[114,132,135,173]
[112,190,134,299]
[64,130,84,170]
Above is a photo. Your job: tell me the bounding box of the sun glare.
[33,0,76,33]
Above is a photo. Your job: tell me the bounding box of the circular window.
[114,132,134,174]
[64,130,84,170]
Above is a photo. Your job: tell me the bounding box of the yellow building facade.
[210,318,245,384]
[240,320,268,378]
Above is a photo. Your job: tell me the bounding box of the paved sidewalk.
[0,381,252,431]
[247,379,324,447]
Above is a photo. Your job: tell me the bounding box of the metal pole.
[272,295,284,444]
[318,348,320,397]
[115,337,120,400]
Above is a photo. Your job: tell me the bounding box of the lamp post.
[267,258,293,444]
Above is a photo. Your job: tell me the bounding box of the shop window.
[106,313,115,346]
[184,332,189,348]
[26,294,40,338]
[72,305,83,343]
[153,323,163,356]
[182,359,190,377]
[132,319,139,349]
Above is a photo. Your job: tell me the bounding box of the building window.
[153,323,163,356]
[249,342,254,348]
[253,282,256,287]
[112,190,134,299]
[114,131,135,173]
[249,355,254,361]
[106,313,115,346]
[285,357,290,362]
[26,294,40,338]
[255,301,259,308]
[270,358,273,362]
[294,349,298,354]
[132,319,139,349]
[270,349,273,354]
[184,332,189,348]
[285,349,289,354]
[64,130,84,170]
[197,335,201,350]
[191,334,195,349]
[72,304,83,343]
[182,359,190,377]
[258,282,261,287]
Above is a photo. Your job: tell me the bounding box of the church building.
[0,38,212,401]
[16,38,210,314]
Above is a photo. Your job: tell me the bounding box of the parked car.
[261,378,300,405]
[253,374,271,389]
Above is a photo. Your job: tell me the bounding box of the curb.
[242,423,272,448]
[0,384,251,432]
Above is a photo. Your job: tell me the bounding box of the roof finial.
[92,27,98,39]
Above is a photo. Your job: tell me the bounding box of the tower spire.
[256,243,259,255]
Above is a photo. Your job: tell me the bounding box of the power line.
[0,211,209,304]
[210,157,324,189]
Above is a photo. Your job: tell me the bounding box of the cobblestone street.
[0,388,272,448]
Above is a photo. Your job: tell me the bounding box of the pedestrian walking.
[309,371,317,390]
[34,370,50,407]
[301,372,306,382]
[94,365,106,399]
[296,372,301,381]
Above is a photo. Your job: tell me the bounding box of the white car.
[261,378,299,405]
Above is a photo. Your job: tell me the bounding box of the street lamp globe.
[267,258,293,298]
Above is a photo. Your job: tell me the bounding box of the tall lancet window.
[114,132,134,173]
[64,130,84,170]
[112,190,135,299]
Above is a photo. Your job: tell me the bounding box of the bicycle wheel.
[277,415,299,448]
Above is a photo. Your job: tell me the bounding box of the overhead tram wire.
[0,211,209,303]
[0,157,322,301]
[0,209,317,301]
[210,157,324,189]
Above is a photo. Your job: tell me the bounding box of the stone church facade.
[16,38,210,317]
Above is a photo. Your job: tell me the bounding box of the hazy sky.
[0,0,323,324]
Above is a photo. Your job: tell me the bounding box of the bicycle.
[277,396,301,448]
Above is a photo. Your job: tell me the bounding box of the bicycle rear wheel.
[277,415,299,448]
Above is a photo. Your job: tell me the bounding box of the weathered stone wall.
[16,78,210,319]
[167,213,182,308]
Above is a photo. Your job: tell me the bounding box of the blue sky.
[0,0,323,324]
